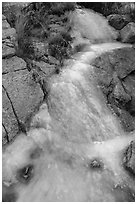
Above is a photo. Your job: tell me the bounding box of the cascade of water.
[70,8,118,45]
[2,6,134,202]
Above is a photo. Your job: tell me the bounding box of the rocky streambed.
[2,2,135,202]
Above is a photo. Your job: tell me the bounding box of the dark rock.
[77,2,135,20]
[122,74,135,116]
[123,140,135,176]
[108,103,135,132]
[92,47,135,132]
[120,22,135,43]
[107,14,131,30]
[113,48,135,79]
[16,164,34,184]
[92,47,134,80]
[112,78,131,105]
[89,158,104,170]
[77,2,113,16]
[118,3,135,21]
[122,73,135,94]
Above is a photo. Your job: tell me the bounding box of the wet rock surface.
[78,2,135,19]
[2,2,135,202]
[89,158,104,170]
[120,22,135,43]
[107,14,131,30]
[78,3,135,45]
[92,47,135,132]
[2,43,135,202]
[123,140,135,176]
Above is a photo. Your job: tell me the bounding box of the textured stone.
[2,88,19,142]
[123,140,135,175]
[2,126,8,145]
[107,14,131,30]
[2,44,16,59]
[2,28,16,40]
[2,17,17,59]
[77,2,135,20]
[113,48,135,79]
[113,79,131,104]
[2,20,10,29]
[2,42,135,202]
[2,69,44,141]
[92,47,135,132]
[2,56,26,73]
[120,22,135,43]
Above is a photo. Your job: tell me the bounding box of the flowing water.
[70,8,118,46]
[2,8,134,202]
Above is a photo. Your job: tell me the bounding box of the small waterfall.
[2,42,134,201]
[70,8,118,44]
[2,4,134,201]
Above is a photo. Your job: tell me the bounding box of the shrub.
[48,32,72,63]
[16,2,74,62]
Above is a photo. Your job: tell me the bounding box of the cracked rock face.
[92,47,135,132]
[2,17,16,59]
[2,69,44,143]
[120,22,135,43]
[2,15,44,144]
